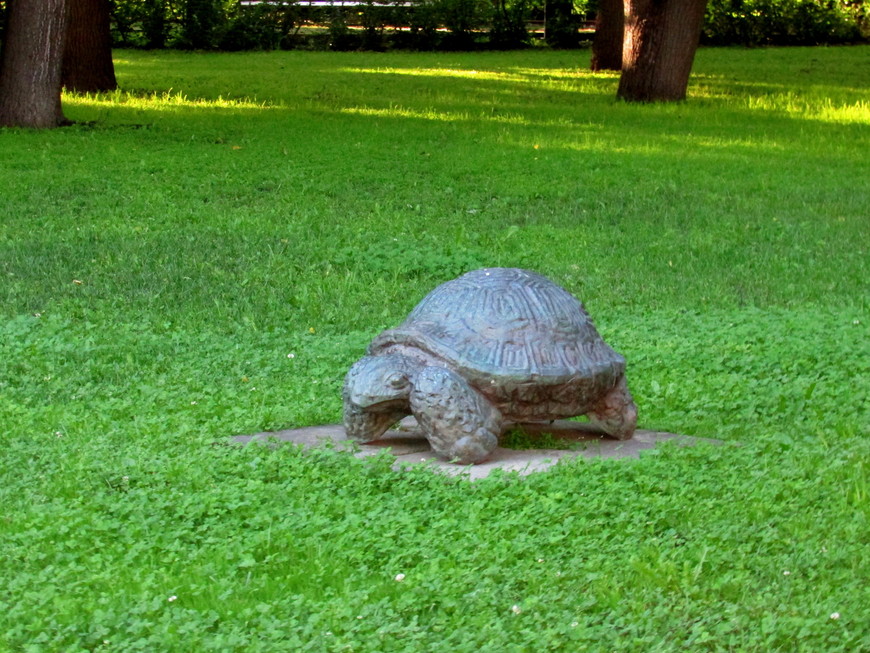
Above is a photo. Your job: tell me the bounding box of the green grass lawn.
[1,46,868,651]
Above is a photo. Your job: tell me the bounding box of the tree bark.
[0,0,70,128]
[617,0,707,102]
[62,0,117,93]
[590,0,624,71]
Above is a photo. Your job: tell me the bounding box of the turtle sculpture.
[342,268,638,464]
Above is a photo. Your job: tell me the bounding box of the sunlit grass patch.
[340,103,538,125]
[744,93,870,123]
[340,104,472,122]
[342,66,526,80]
[64,88,277,120]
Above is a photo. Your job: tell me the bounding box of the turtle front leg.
[588,375,638,440]
[409,367,501,464]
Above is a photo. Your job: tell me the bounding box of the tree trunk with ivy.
[617,0,707,102]
[62,0,117,93]
[0,0,70,128]
[590,0,624,71]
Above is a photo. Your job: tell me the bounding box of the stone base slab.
[232,418,719,480]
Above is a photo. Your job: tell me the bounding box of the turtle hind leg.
[588,376,638,440]
[409,367,501,464]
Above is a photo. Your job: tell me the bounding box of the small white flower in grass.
[55,431,63,438]
[783,570,791,576]
[830,612,840,620]
[168,595,177,602]
[190,401,197,405]
[511,604,522,615]
[570,622,579,628]
[287,353,295,359]
[394,573,405,582]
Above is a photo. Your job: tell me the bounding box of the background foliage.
[703,0,869,45]
[100,0,869,51]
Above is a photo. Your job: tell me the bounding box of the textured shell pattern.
[368,268,625,392]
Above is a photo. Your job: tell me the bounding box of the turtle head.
[342,354,417,441]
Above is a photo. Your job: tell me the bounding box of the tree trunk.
[545,0,579,49]
[590,0,624,71]
[617,0,707,102]
[0,0,70,128]
[62,0,117,93]
[143,0,168,49]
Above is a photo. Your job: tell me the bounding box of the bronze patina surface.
[342,268,638,464]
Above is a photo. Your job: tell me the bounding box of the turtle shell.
[368,268,625,401]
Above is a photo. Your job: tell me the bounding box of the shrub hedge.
[102,0,867,51]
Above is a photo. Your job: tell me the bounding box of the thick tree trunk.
[590,0,624,71]
[617,0,707,102]
[62,0,117,93]
[0,0,70,128]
